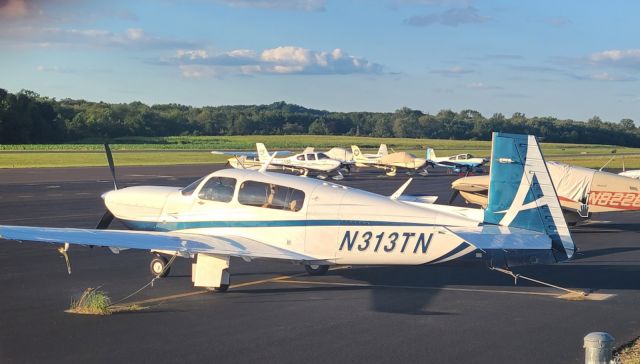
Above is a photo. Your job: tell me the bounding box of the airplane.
[618,170,640,179]
[351,145,428,177]
[214,143,345,180]
[426,148,488,173]
[451,160,640,225]
[0,133,575,294]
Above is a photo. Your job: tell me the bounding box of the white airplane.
[426,148,488,173]
[0,133,574,293]
[619,170,640,179]
[214,143,344,180]
[351,145,428,176]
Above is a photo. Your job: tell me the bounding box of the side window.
[296,155,305,161]
[198,177,236,202]
[306,154,316,161]
[182,177,204,196]
[238,181,305,212]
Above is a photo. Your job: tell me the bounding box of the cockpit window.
[317,153,331,160]
[238,181,305,212]
[198,177,236,202]
[181,177,204,196]
[296,154,305,161]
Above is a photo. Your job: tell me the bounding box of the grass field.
[1,135,639,169]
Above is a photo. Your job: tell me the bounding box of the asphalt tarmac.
[1,164,639,364]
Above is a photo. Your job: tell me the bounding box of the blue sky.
[1,0,638,121]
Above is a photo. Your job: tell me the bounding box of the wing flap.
[0,225,318,262]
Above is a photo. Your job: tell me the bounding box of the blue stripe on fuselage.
[121,219,436,232]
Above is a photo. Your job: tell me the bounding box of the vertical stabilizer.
[256,143,270,162]
[483,133,574,260]
[425,148,436,161]
[351,145,366,161]
[378,144,389,156]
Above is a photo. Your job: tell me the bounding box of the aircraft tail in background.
[377,144,388,156]
[425,148,436,161]
[256,143,270,162]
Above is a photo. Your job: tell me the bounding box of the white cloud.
[180,65,218,78]
[466,82,501,90]
[404,6,489,27]
[0,26,196,50]
[431,66,474,75]
[216,0,325,11]
[589,49,640,69]
[172,46,384,78]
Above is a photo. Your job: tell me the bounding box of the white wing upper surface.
[0,225,318,261]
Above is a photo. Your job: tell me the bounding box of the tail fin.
[425,148,436,161]
[256,143,270,162]
[483,133,574,260]
[351,145,366,161]
[378,144,388,156]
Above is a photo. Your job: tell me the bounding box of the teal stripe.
[122,219,434,232]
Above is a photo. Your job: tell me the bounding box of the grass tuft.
[616,337,640,364]
[67,287,112,315]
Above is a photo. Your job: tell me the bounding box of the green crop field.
[1,135,639,169]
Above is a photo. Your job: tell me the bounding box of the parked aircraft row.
[214,143,488,178]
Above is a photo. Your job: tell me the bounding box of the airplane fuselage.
[104,169,480,265]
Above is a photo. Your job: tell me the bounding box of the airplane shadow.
[230,260,640,316]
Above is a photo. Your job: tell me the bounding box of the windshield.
[181,177,204,196]
[317,153,331,160]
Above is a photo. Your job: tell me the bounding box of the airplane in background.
[0,133,575,293]
[351,145,428,176]
[426,148,488,173]
[213,143,345,180]
[619,170,640,179]
[451,160,640,225]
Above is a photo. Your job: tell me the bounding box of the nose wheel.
[150,254,171,278]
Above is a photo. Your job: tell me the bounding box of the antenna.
[390,178,413,200]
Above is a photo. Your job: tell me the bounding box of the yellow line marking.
[112,290,209,307]
[115,272,309,307]
[278,279,615,300]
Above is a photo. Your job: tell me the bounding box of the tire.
[213,284,229,292]
[304,264,329,276]
[150,255,170,278]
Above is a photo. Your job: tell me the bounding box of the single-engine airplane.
[451,160,640,225]
[214,143,345,180]
[426,148,488,173]
[351,145,428,176]
[0,133,574,292]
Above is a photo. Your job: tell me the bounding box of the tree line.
[0,88,637,146]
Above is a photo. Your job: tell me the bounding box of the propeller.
[96,143,117,230]
[104,143,118,190]
[447,189,460,205]
[96,210,114,229]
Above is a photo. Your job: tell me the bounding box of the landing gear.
[304,264,329,276]
[150,254,170,277]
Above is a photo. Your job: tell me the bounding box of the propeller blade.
[96,210,114,230]
[447,190,460,205]
[104,143,118,190]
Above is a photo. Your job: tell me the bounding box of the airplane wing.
[0,225,320,262]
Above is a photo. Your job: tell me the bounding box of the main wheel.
[150,254,170,278]
[305,264,329,276]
